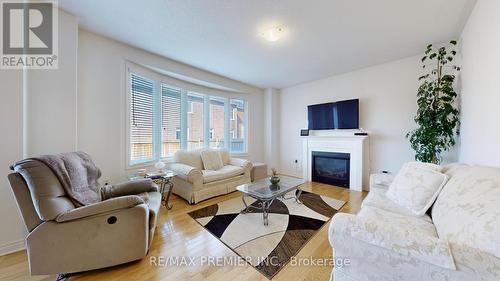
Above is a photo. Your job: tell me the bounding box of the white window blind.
[130,73,154,164]
[161,85,182,157]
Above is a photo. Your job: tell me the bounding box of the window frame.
[126,62,249,168]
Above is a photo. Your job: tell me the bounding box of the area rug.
[188,190,346,279]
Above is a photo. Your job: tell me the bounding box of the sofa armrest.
[230,158,253,172]
[329,213,456,270]
[55,195,145,222]
[369,173,394,190]
[101,179,158,199]
[168,163,203,184]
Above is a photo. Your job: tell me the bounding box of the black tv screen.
[308,99,359,130]
[307,102,334,130]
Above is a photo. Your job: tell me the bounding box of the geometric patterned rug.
[188,190,346,279]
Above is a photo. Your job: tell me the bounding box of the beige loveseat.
[168,149,252,204]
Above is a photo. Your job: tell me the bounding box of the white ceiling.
[59,0,476,89]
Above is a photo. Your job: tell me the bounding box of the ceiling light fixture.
[260,26,286,42]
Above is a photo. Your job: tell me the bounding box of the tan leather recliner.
[8,159,161,276]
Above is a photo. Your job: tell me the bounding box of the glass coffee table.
[236,175,305,226]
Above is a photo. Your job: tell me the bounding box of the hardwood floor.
[0,182,366,281]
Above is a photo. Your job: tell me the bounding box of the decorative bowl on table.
[270,176,280,185]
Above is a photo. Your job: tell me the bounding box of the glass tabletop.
[128,170,177,181]
[236,175,305,199]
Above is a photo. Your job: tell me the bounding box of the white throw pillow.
[200,150,224,170]
[386,165,449,216]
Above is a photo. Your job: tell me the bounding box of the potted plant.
[406,40,461,164]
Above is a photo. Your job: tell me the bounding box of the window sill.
[126,157,175,171]
[126,161,155,171]
[230,152,249,158]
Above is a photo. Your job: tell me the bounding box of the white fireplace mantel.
[302,134,370,191]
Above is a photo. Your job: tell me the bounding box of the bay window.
[127,66,248,166]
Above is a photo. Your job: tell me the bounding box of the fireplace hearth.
[311,151,350,188]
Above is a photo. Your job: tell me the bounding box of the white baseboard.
[0,239,25,256]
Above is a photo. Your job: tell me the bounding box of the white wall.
[24,10,78,156]
[459,0,500,166]
[77,30,266,183]
[278,56,436,178]
[264,88,280,172]
[0,69,26,255]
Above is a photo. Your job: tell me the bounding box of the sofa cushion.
[405,161,444,173]
[200,150,224,170]
[442,163,469,177]
[174,149,203,170]
[362,188,433,220]
[219,149,230,165]
[202,165,244,183]
[386,165,448,216]
[432,165,500,258]
[357,205,437,237]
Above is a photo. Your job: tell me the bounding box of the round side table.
[128,171,176,209]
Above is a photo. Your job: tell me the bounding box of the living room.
[0,0,499,280]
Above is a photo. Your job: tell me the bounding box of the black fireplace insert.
[311,151,350,187]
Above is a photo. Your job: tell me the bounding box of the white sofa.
[168,149,252,204]
[329,164,500,281]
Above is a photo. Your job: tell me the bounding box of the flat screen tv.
[308,99,359,130]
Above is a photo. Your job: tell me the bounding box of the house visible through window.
[209,96,225,149]
[187,93,204,150]
[230,99,246,153]
[231,107,237,120]
[127,67,248,166]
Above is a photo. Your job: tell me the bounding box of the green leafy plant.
[406,41,460,164]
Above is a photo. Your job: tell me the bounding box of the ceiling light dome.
[260,26,286,42]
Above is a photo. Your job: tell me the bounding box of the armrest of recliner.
[168,163,203,184]
[101,178,158,199]
[329,213,456,270]
[55,195,145,222]
[229,158,252,172]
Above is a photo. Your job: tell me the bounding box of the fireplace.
[311,151,350,188]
